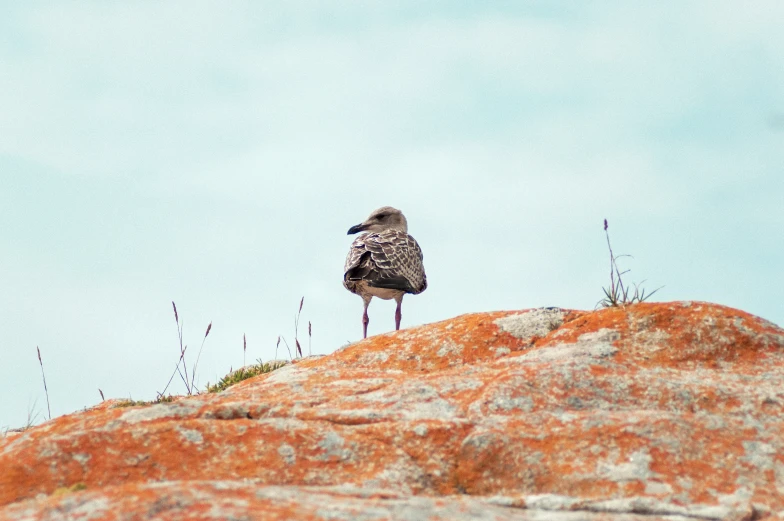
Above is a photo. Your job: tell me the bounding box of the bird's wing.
[356,230,427,294]
[344,234,369,275]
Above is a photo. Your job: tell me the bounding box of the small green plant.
[205,359,288,393]
[598,219,662,308]
[113,395,176,408]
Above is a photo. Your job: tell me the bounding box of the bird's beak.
[347,223,367,235]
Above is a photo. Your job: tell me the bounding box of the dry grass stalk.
[192,321,213,385]
[160,301,212,397]
[294,297,304,358]
[280,336,293,360]
[277,296,307,361]
[7,401,41,433]
[36,346,51,421]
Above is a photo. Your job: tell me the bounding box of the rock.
[1,301,783,520]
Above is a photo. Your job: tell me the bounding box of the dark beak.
[347,223,367,235]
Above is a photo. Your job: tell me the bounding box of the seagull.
[344,206,427,339]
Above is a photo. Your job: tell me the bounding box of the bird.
[344,206,427,339]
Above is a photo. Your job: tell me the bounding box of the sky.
[1,1,782,429]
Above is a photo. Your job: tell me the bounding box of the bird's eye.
[375,213,387,220]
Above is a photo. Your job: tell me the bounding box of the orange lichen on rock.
[1,301,783,520]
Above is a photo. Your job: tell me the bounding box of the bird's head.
[347,206,408,235]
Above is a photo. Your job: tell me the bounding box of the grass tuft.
[113,395,176,409]
[5,400,41,434]
[598,219,663,308]
[205,359,288,393]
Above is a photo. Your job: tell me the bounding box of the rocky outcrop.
[2,302,783,520]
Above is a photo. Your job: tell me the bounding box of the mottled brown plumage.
[344,207,427,338]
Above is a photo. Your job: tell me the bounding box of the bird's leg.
[394,295,403,331]
[362,297,371,339]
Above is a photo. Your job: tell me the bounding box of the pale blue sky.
[2,2,782,429]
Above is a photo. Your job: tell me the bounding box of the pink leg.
[394,298,402,331]
[362,298,371,339]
